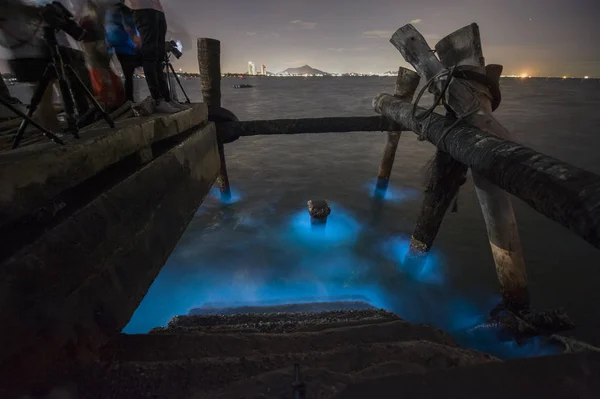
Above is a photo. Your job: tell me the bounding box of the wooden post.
[374,68,420,197]
[406,65,503,261]
[406,152,468,261]
[435,25,529,311]
[389,23,530,311]
[373,94,600,251]
[198,38,231,201]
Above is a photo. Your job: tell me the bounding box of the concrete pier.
[0,104,220,386]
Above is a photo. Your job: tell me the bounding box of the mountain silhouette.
[280,65,329,75]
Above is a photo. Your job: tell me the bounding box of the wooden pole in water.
[198,38,231,201]
[374,68,420,197]
[389,23,530,311]
[436,25,529,311]
[406,151,468,261]
[406,64,503,262]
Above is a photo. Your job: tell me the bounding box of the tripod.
[164,53,191,104]
[1,96,64,145]
[12,27,115,150]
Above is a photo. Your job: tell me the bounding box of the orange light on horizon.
[520,73,528,78]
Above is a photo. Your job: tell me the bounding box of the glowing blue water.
[124,179,564,359]
[381,236,446,285]
[208,186,244,205]
[365,179,421,204]
[285,202,361,249]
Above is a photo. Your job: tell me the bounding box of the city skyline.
[0,0,598,78]
[159,0,599,78]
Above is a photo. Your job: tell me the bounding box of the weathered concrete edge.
[334,352,600,398]
[0,122,219,386]
[0,103,208,227]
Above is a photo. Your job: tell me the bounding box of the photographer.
[0,0,61,131]
[105,1,141,103]
[79,0,125,109]
[124,0,185,114]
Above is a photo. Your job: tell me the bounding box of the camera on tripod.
[8,1,115,149]
[39,1,86,41]
[163,39,190,104]
[166,40,183,59]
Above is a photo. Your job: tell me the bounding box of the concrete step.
[103,320,459,362]
[189,297,377,316]
[334,352,600,399]
[150,308,401,334]
[79,340,498,399]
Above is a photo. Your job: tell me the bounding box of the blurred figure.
[124,0,184,114]
[49,0,93,117]
[79,0,125,110]
[0,0,62,131]
[1,0,93,130]
[105,1,141,102]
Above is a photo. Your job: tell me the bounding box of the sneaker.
[169,101,190,111]
[132,96,155,116]
[154,100,179,114]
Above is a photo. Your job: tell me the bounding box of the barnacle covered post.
[198,38,232,200]
[307,199,331,226]
[380,23,530,312]
[374,68,420,198]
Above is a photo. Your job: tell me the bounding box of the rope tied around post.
[412,65,502,213]
[410,65,502,147]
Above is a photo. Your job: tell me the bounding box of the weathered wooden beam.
[405,62,505,262]
[390,26,472,264]
[436,24,529,311]
[407,150,468,261]
[197,38,221,108]
[198,38,231,201]
[374,68,420,197]
[216,116,395,138]
[373,93,600,253]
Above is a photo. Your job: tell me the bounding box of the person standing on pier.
[123,0,184,114]
[79,0,126,110]
[105,2,142,103]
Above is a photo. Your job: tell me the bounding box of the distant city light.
[562,76,567,79]
[584,76,589,79]
[520,73,528,78]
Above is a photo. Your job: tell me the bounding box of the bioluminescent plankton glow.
[125,179,563,359]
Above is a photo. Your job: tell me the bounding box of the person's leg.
[155,12,170,102]
[117,53,136,102]
[133,9,161,100]
[33,82,61,132]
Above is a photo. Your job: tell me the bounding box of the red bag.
[89,68,126,110]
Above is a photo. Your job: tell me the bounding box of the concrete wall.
[0,121,220,386]
[0,105,208,230]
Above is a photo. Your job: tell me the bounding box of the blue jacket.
[105,5,137,55]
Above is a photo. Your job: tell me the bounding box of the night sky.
[1,0,599,77]
[162,0,599,76]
